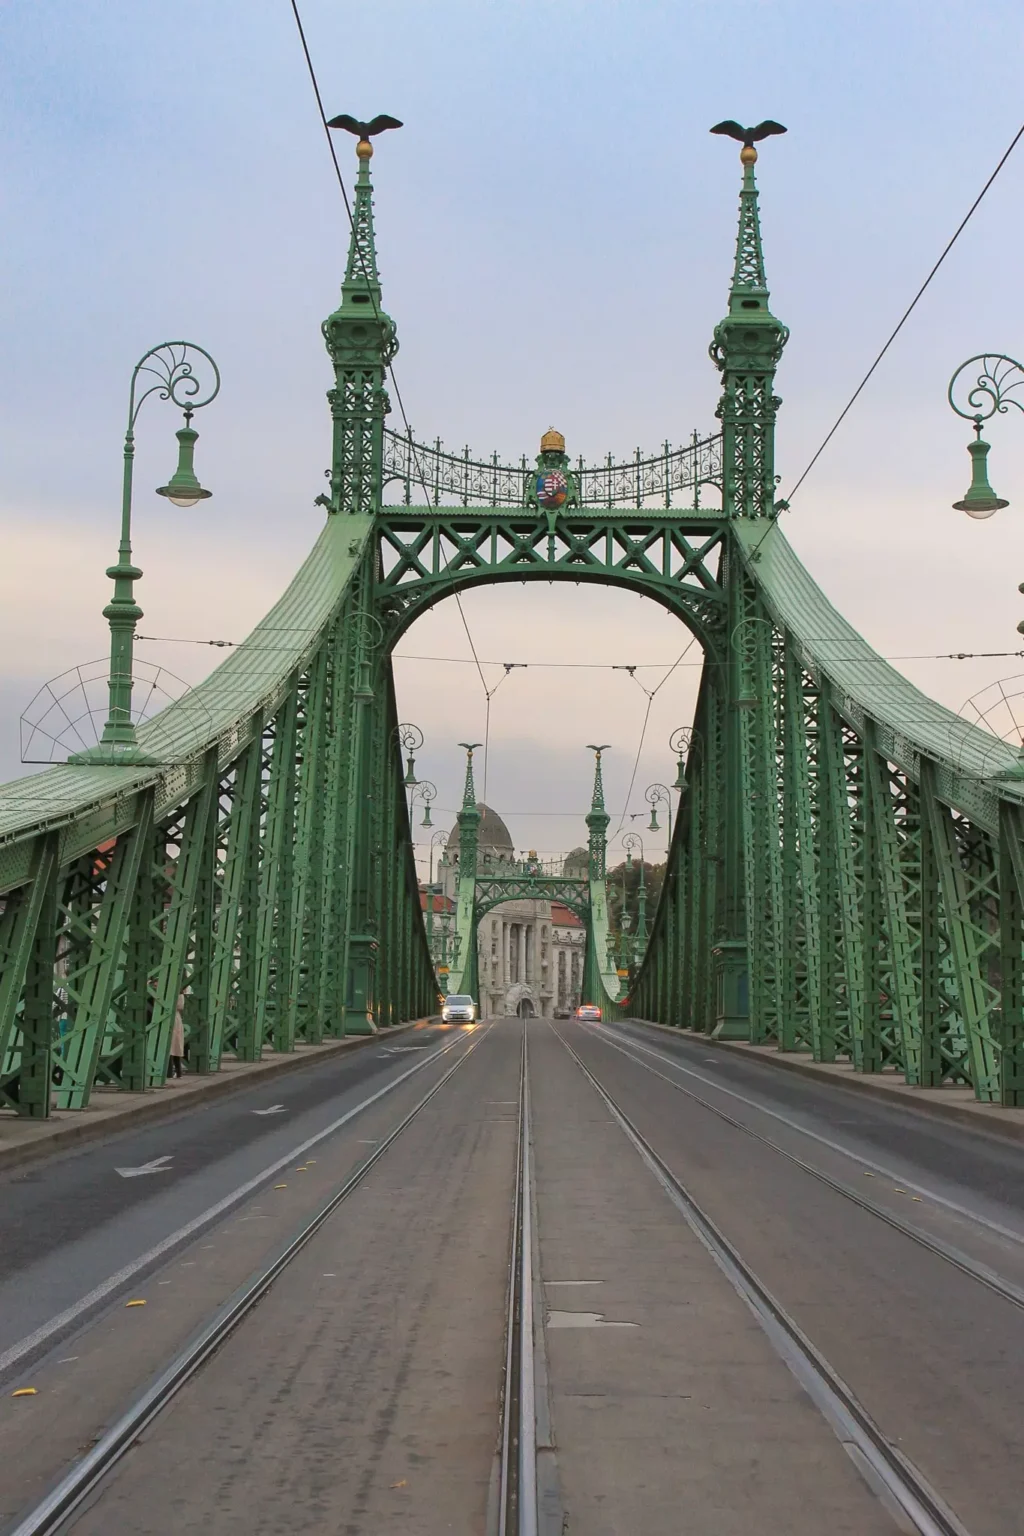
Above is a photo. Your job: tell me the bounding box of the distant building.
[440,808,586,1018]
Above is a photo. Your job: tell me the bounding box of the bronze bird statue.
[326,113,403,138]
[710,119,787,148]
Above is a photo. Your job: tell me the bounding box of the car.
[441,994,477,1023]
[574,1004,602,1021]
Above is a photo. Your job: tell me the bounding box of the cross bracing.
[3,133,1024,1120]
[377,507,729,646]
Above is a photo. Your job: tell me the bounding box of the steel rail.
[588,1025,1024,1314]
[497,1025,538,1536]
[6,1027,488,1536]
[554,1025,973,1536]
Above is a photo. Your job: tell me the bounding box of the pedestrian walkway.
[640,1023,1024,1145]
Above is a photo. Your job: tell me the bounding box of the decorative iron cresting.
[381,427,723,509]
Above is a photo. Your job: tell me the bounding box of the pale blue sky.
[3,1,1024,859]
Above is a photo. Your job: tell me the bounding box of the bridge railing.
[382,427,724,510]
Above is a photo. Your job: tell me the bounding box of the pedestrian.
[169,996,186,1080]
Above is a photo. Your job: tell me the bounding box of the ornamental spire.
[326,113,402,305]
[729,153,768,308]
[708,121,790,520]
[456,742,482,882]
[344,143,382,300]
[586,744,611,879]
[320,117,401,517]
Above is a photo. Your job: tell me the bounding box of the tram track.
[592,1022,1024,1311]
[554,1023,974,1536]
[495,1025,539,1536]
[4,1025,489,1536]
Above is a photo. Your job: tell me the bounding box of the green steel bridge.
[3,129,1024,1123]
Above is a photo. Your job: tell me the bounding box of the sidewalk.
[0,1020,434,1174]
[634,1022,1024,1147]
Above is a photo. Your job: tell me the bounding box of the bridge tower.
[321,132,402,1032]
[585,746,610,880]
[709,139,789,1039]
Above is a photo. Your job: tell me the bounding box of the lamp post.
[396,722,424,786]
[644,782,672,852]
[947,354,1019,519]
[70,342,220,766]
[428,827,450,886]
[621,829,648,960]
[947,355,1024,779]
[408,779,437,828]
[669,726,695,791]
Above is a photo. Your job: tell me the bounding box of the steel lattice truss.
[3,140,1024,1122]
[473,875,590,922]
[377,508,729,645]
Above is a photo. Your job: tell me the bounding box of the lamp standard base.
[68,743,165,767]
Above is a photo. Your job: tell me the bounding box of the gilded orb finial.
[540,427,565,454]
[740,144,757,166]
[356,138,373,159]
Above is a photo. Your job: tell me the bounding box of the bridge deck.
[2,1018,1023,1532]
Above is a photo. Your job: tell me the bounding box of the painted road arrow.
[252,1104,287,1116]
[115,1155,173,1179]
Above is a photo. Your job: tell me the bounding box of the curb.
[0,1018,436,1175]
[621,1019,1024,1150]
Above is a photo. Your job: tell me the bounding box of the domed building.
[445,805,515,862]
[438,805,584,1019]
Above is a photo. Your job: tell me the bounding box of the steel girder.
[625,523,1024,1106]
[376,506,730,652]
[473,875,589,922]
[0,535,439,1116]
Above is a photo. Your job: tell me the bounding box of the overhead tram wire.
[747,116,1024,568]
[287,0,492,743]
[136,634,1024,666]
[614,636,698,833]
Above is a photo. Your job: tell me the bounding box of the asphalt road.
[610,1018,1024,1233]
[575,1017,1024,1535]
[0,1022,460,1375]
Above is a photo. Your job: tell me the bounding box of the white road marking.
[115,1156,173,1179]
[252,1104,287,1116]
[0,1033,465,1378]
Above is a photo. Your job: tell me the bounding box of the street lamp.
[621,830,648,949]
[69,342,220,766]
[947,355,1020,518]
[409,779,437,827]
[669,726,694,791]
[644,782,672,848]
[428,827,450,886]
[396,722,424,786]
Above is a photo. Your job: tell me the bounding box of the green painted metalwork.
[6,127,1024,1117]
[70,343,220,769]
